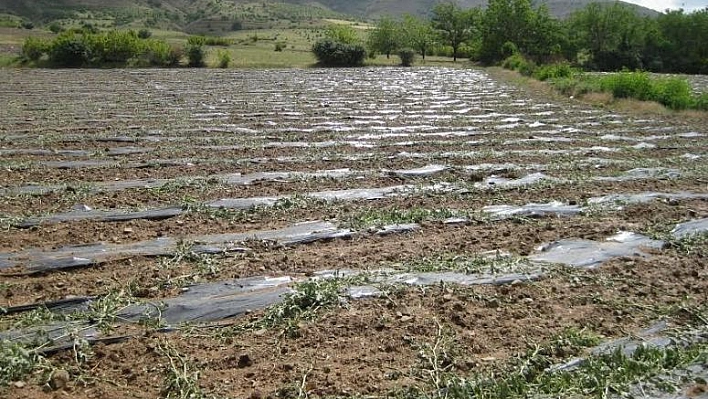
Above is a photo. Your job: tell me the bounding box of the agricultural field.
[0,67,707,398]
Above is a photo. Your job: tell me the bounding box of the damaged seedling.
[445,327,706,399]
[344,206,465,229]
[158,340,206,399]
[401,251,535,275]
[0,339,43,386]
[412,319,458,393]
[227,278,346,339]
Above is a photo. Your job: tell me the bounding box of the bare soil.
[0,67,706,398]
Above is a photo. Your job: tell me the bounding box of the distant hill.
[0,0,660,30]
[310,0,659,19]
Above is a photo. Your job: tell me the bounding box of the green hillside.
[0,0,659,30]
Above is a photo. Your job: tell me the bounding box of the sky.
[622,0,707,12]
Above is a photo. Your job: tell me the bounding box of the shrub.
[534,62,577,81]
[502,53,536,76]
[21,36,48,62]
[274,42,285,52]
[90,30,141,64]
[190,35,231,46]
[398,48,415,67]
[312,38,366,67]
[693,93,708,111]
[21,21,34,30]
[600,72,655,101]
[653,77,693,110]
[501,41,518,58]
[186,44,205,67]
[217,49,231,68]
[49,32,91,67]
[48,22,63,34]
[137,29,152,39]
[138,40,181,67]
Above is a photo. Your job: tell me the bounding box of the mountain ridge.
[0,0,659,28]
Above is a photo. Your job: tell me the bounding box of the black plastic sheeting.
[0,221,352,274]
[0,268,540,350]
[0,168,355,197]
[14,184,434,227]
[2,218,706,355]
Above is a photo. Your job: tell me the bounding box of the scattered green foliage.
[0,340,40,386]
[158,341,205,399]
[345,207,464,229]
[262,279,342,327]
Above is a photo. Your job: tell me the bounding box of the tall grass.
[501,54,705,111]
[599,72,695,110]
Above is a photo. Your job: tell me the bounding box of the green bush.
[89,30,141,64]
[501,53,536,76]
[31,30,181,67]
[189,35,231,46]
[534,62,577,81]
[398,48,416,67]
[693,93,708,111]
[653,77,693,110]
[187,44,205,67]
[217,49,231,68]
[274,42,285,52]
[312,39,366,67]
[21,36,48,62]
[550,74,602,97]
[137,41,182,67]
[48,22,63,34]
[137,29,152,39]
[49,32,92,67]
[500,41,519,58]
[599,72,655,101]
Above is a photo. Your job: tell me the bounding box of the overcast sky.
[623,0,706,12]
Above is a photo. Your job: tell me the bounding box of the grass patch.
[553,71,706,111]
[441,328,706,399]
[344,206,470,229]
[400,252,535,275]
[0,340,41,386]
[227,277,347,339]
[158,341,206,399]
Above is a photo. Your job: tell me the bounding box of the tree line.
[361,0,707,74]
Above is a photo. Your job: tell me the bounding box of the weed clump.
[0,340,40,386]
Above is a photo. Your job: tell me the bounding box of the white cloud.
[622,0,706,12]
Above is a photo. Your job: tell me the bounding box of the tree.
[431,2,478,62]
[479,0,563,64]
[568,2,648,70]
[367,16,402,59]
[312,24,366,67]
[401,14,435,60]
[325,24,360,45]
[655,9,708,74]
